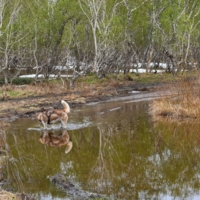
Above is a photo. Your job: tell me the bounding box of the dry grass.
[0,191,17,200]
[0,77,127,116]
[0,83,66,99]
[0,191,35,200]
[0,78,120,99]
[0,72,177,100]
[150,77,200,121]
[0,76,130,102]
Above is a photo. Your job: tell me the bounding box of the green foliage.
[0,78,4,86]
[0,78,33,85]
[12,78,33,85]
[0,0,199,84]
[106,73,134,82]
[78,74,100,84]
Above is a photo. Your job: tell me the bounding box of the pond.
[3,96,200,199]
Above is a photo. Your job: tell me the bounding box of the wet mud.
[0,82,166,123]
[50,174,107,199]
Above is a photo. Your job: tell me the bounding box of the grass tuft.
[150,77,200,121]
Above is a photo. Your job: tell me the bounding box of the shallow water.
[4,97,200,199]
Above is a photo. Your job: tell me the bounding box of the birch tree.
[150,0,200,73]
[78,0,123,77]
[0,0,36,84]
[0,0,22,84]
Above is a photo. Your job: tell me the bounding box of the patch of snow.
[132,63,143,68]
[33,65,74,71]
[19,74,73,79]
[159,63,168,68]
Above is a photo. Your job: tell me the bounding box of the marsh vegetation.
[150,76,200,121]
[0,93,200,199]
[0,0,199,199]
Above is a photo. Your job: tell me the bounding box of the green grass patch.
[133,73,175,83]
[48,78,63,84]
[77,74,103,84]
[7,90,20,97]
[77,72,177,85]
[0,88,33,99]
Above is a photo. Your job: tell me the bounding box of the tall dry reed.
[150,77,200,121]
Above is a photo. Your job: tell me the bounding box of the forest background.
[0,0,199,86]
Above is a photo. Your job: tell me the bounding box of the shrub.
[12,78,33,85]
[0,78,4,86]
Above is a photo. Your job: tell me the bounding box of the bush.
[12,78,33,85]
[0,78,4,86]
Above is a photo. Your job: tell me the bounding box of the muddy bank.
[0,82,166,122]
[0,82,168,199]
[50,174,107,199]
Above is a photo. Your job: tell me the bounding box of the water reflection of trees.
[88,124,122,194]
[150,121,200,199]
[77,102,154,199]
[3,103,200,199]
[85,117,200,199]
[3,126,73,196]
[86,119,151,198]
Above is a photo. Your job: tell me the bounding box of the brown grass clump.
[0,191,35,200]
[150,77,200,121]
[0,191,17,200]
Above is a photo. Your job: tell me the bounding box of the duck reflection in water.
[39,129,73,154]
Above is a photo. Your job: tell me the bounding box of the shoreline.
[0,82,167,122]
[0,81,171,200]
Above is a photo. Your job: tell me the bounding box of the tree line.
[0,0,199,85]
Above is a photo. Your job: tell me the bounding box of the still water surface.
[4,97,200,199]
